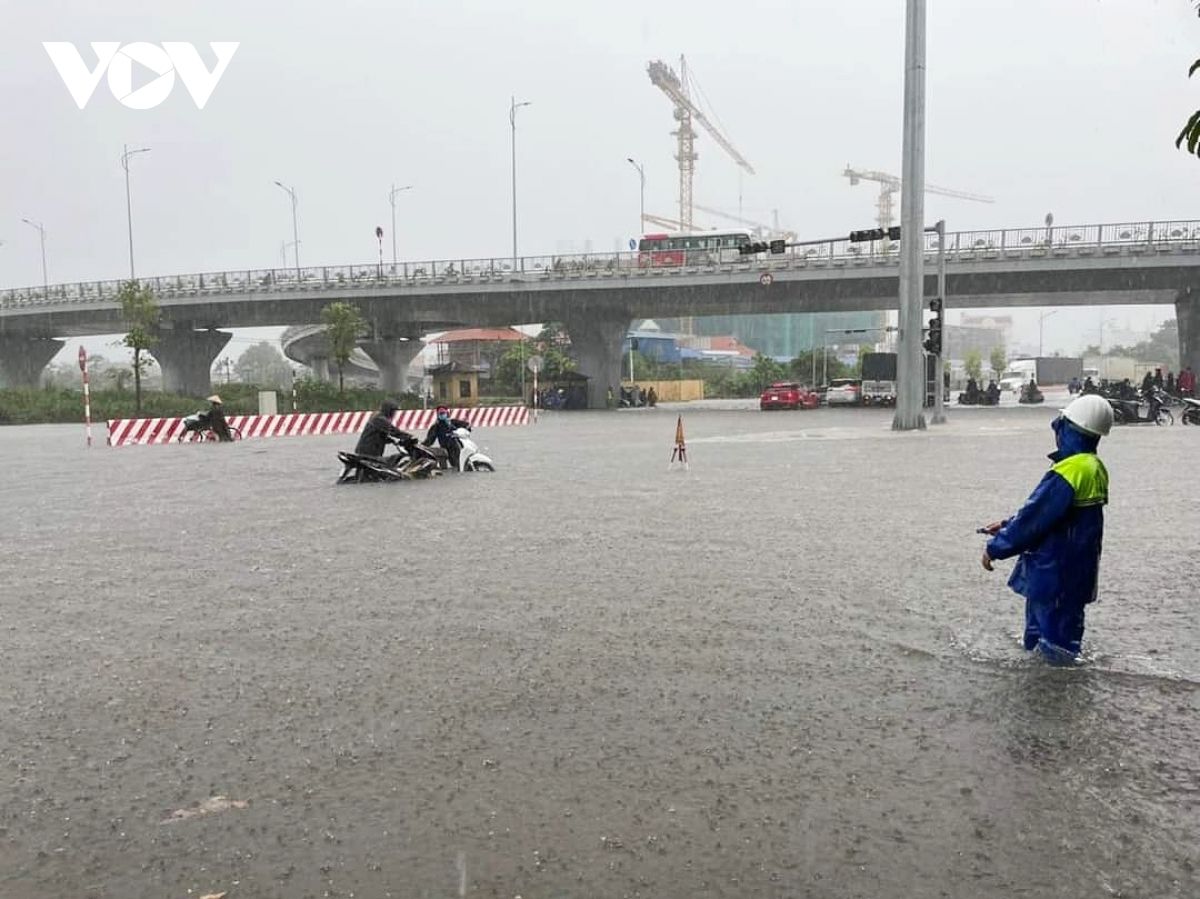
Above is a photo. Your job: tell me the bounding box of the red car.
[760,381,819,411]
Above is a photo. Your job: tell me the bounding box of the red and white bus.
[637,229,755,267]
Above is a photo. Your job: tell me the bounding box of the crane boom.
[843,165,993,231]
[648,61,756,175]
[648,56,755,230]
[693,203,795,239]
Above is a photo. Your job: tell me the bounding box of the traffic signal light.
[923,296,944,355]
[849,226,902,242]
[738,241,771,255]
[769,239,787,254]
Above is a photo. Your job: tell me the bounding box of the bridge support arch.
[0,334,64,388]
[1177,287,1200,377]
[149,326,232,397]
[360,335,423,394]
[564,314,629,409]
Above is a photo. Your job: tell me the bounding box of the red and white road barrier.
[106,405,529,447]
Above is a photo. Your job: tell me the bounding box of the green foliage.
[1178,59,1200,158]
[492,341,575,395]
[989,345,1007,377]
[118,280,159,412]
[964,349,984,382]
[751,353,786,390]
[1099,319,1179,369]
[235,341,294,389]
[785,350,853,385]
[320,302,366,393]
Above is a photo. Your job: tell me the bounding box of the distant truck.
[860,352,897,406]
[998,357,1082,392]
[1082,355,1167,385]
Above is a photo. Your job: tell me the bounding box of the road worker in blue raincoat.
[980,394,1115,663]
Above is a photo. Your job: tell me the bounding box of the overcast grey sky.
[3,0,1198,358]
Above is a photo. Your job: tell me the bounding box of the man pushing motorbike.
[355,400,417,457]
[422,405,472,469]
[979,394,1114,664]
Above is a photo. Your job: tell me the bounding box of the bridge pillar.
[0,334,64,388]
[564,315,629,409]
[360,336,422,394]
[309,356,332,383]
[149,327,232,397]
[1177,287,1200,377]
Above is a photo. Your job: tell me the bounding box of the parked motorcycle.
[1180,397,1200,426]
[435,426,496,472]
[335,435,440,483]
[1108,388,1174,426]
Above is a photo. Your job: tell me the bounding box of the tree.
[989,345,1007,378]
[964,349,983,382]
[1176,6,1200,157]
[751,353,786,390]
[320,302,365,393]
[493,341,575,395]
[235,341,293,389]
[119,280,159,413]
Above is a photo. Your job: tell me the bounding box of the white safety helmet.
[1061,394,1113,437]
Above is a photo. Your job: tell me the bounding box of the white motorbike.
[442,426,495,472]
[1181,397,1200,426]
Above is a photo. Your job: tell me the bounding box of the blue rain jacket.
[986,420,1108,659]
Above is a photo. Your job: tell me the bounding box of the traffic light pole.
[931,219,947,425]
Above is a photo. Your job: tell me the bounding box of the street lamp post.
[121,144,151,281]
[510,95,532,403]
[1038,310,1058,357]
[626,157,646,234]
[21,218,48,298]
[273,180,301,281]
[509,96,532,271]
[388,183,413,268]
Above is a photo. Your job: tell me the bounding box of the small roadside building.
[428,362,486,408]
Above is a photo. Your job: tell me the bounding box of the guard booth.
[429,362,484,408]
[536,371,590,409]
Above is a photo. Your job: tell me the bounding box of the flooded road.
[1,405,1197,898]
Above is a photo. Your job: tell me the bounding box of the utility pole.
[1039,310,1058,357]
[121,144,151,281]
[388,183,412,268]
[893,0,928,431]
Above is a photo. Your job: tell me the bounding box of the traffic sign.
[526,354,544,374]
[77,345,87,371]
[759,273,774,287]
[629,238,637,250]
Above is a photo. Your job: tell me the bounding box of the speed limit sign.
[759,273,774,287]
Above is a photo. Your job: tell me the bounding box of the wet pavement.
[1,404,1197,898]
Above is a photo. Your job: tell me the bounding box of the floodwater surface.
[1,405,1197,898]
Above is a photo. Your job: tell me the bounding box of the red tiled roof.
[433,328,525,344]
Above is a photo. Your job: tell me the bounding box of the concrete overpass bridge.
[3,219,1199,406]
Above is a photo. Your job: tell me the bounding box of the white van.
[999,359,1037,393]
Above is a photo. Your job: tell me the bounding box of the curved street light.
[121,144,151,280]
[274,180,300,279]
[21,218,48,297]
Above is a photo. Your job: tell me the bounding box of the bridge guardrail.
[3,219,1199,311]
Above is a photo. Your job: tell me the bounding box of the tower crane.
[842,166,994,232]
[693,203,795,240]
[648,56,755,232]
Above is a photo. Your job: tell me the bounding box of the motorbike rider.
[422,405,472,469]
[205,395,234,442]
[985,380,1001,405]
[354,400,416,457]
[980,394,1114,664]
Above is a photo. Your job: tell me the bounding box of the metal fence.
[3,219,1198,311]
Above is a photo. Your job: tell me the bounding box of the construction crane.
[648,56,755,232]
[842,166,994,232]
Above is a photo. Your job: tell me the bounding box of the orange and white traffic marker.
[669,415,689,470]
